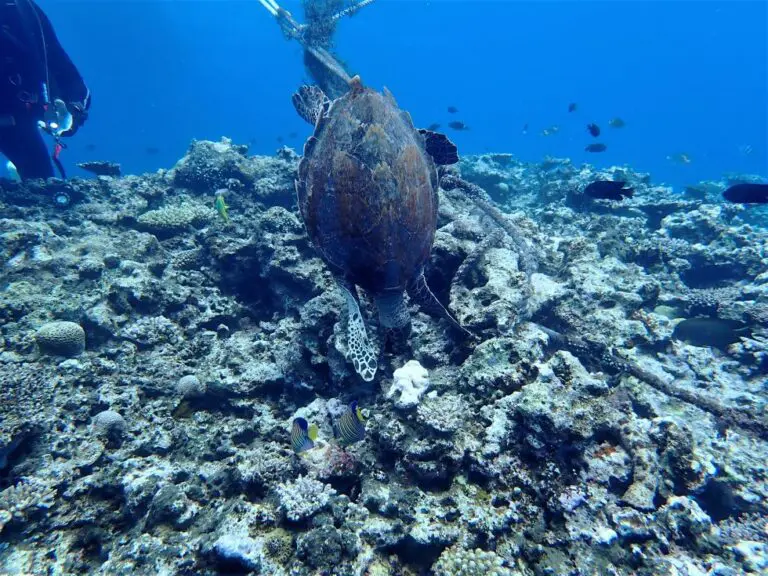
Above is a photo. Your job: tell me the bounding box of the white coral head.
[387,360,430,409]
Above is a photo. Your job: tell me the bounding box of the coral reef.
[0,141,766,575]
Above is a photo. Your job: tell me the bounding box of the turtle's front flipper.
[418,129,459,165]
[408,272,473,338]
[337,281,378,381]
[292,85,330,126]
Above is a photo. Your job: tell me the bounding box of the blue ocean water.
[31,0,768,189]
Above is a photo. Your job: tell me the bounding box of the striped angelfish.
[291,417,318,454]
[333,401,366,447]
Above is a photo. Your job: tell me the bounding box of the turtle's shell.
[296,83,439,295]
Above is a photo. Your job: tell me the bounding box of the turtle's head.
[349,75,364,94]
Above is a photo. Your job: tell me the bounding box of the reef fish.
[585,143,607,153]
[568,102,577,112]
[587,123,600,137]
[333,401,366,447]
[291,417,318,453]
[672,318,750,351]
[214,193,229,223]
[584,180,634,200]
[667,153,692,164]
[608,117,625,128]
[738,144,753,156]
[448,120,469,131]
[722,183,768,204]
[447,106,458,114]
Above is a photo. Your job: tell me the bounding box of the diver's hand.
[59,101,88,137]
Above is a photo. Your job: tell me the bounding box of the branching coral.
[0,477,56,534]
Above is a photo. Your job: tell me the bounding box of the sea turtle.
[292,75,468,382]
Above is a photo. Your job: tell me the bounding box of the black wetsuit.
[0,0,90,179]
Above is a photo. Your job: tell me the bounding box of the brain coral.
[35,321,86,357]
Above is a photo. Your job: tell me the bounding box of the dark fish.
[584,180,634,201]
[447,106,458,114]
[587,123,600,137]
[145,146,160,155]
[448,121,469,131]
[722,183,768,204]
[522,123,529,135]
[277,136,284,143]
[426,122,441,131]
[585,143,607,153]
[85,143,97,152]
[333,401,365,447]
[608,117,625,128]
[291,417,318,454]
[568,102,577,112]
[673,318,750,351]
[288,131,298,139]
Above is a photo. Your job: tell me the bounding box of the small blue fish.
[291,417,318,454]
[333,401,366,447]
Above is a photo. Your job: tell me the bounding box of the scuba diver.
[1,0,90,180]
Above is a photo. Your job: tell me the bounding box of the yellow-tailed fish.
[333,401,365,447]
[291,417,318,454]
[214,193,230,223]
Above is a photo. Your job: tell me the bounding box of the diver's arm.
[32,1,90,129]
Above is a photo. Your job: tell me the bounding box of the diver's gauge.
[52,191,71,208]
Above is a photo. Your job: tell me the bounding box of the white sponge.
[387,360,430,409]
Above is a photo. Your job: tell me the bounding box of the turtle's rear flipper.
[292,85,331,127]
[418,129,459,165]
[408,272,472,338]
[338,281,378,382]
